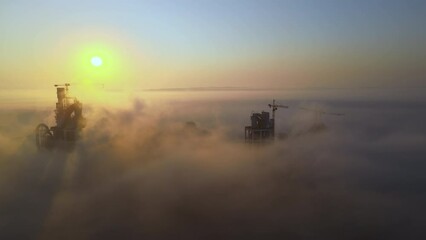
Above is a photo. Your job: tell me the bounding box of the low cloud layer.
[1,96,426,240]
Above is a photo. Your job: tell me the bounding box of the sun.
[91,56,103,67]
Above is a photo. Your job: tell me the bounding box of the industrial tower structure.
[35,83,86,150]
[245,99,288,143]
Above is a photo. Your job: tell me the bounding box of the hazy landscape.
[1,88,426,239]
[1,0,426,239]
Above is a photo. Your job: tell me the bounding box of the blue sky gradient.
[1,0,425,89]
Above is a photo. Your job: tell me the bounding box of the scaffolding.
[245,111,274,143]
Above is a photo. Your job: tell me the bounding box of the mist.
[1,90,426,240]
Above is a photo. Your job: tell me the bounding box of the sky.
[1,0,425,90]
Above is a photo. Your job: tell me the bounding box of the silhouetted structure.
[245,100,289,143]
[245,111,274,143]
[35,83,86,150]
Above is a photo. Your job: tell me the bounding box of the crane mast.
[268,99,289,137]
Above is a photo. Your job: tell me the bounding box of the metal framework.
[245,99,289,143]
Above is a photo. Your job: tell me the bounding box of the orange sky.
[1,0,425,90]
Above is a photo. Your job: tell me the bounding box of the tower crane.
[298,106,344,130]
[268,99,289,137]
[299,107,344,117]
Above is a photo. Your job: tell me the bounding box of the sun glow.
[67,38,137,92]
[91,56,103,67]
[72,43,120,85]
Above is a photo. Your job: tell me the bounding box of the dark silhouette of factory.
[245,111,274,143]
[34,86,344,149]
[245,100,288,143]
[245,100,344,143]
[35,83,86,150]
